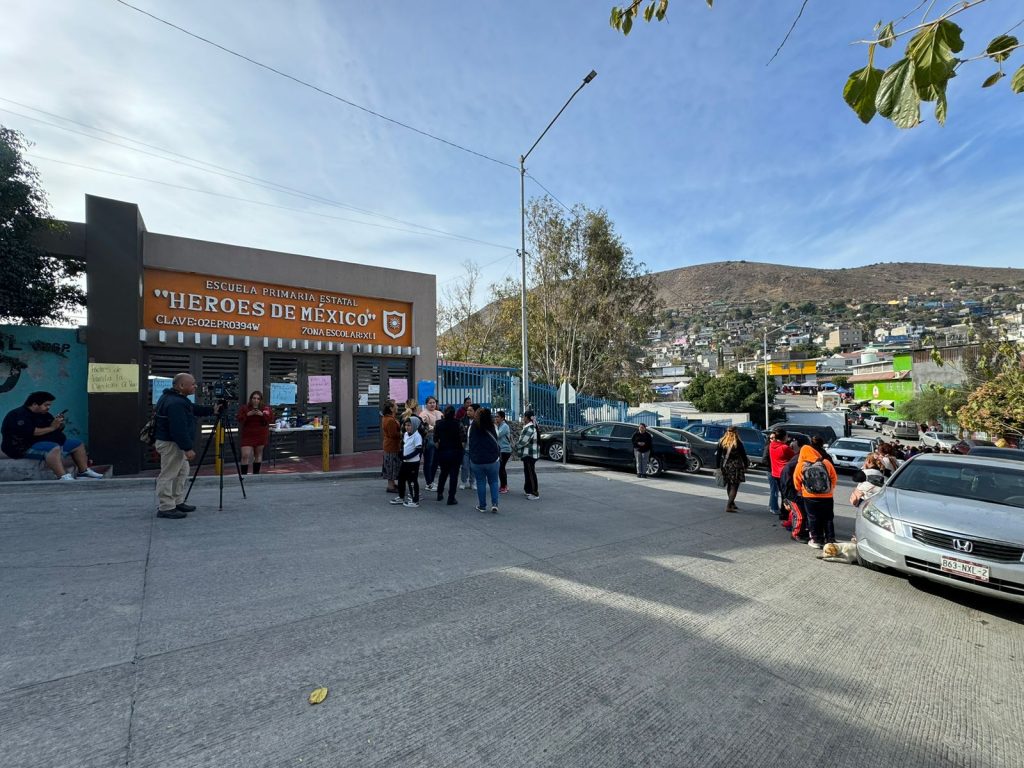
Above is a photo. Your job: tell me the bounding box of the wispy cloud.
[0,0,1020,289]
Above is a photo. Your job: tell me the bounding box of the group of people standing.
[716,426,839,549]
[380,397,540,513]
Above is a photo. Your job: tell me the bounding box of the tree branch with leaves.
[608,1,1024,129]
[1,126,83,325]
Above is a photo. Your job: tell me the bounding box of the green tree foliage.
[683,369,712,403]
[958,366,1024,439]
[831,375,850,390]
[925,331,1024,438]
[688,370,775,427]
[526,198,658,399]
[608,1,1024,129]
[437,198,658,403]
[1,127,83,324]
[901,385,968,426]
[436,260,519,367]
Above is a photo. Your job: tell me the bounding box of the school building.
[23,194,437,475]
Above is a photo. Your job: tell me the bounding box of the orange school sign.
[142,269,413,345]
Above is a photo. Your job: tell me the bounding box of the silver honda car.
[855,454,1024,604]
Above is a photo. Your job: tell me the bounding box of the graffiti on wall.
[0,327,87,440]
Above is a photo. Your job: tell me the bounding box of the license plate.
[940,555,990,582]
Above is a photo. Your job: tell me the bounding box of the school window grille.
[354,357,410,452]
[141,349,246,469]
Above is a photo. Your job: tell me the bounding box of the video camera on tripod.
[204,373,239,405]
[184,373,247,510]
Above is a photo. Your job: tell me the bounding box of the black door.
[263,354,340,457]
[141,349,246,468]
[353,357,411,452]
[609,424,638,466]
[575,423,615,461]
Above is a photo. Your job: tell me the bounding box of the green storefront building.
[851,353,913,416]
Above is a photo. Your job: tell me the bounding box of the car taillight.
[674,446,690,454]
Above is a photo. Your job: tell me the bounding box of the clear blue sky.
[2,0,1022,295]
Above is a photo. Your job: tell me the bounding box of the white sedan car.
[920,431,959,450]
[828,437,879,472]
[855,454,1024,604]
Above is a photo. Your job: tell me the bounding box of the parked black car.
[538,422,691,476]
[768,422,837,445]
[954,438,997,454]
[851,410,875,426]
[968,446,1024,462]
[761,429,812,449]
[654,427,716,473]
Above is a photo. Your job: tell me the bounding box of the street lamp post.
[763,328,770,429]
[519,69,597,409]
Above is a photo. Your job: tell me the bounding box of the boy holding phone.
[1,391,104,480]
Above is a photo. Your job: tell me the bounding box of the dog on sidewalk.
[819,539,858,564]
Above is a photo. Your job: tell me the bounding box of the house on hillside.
[827,328,862,351]
[817,351,860,374]
[766,358,819,385]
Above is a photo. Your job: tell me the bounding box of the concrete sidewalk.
[2,466,1022,767]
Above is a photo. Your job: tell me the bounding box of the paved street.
[2,465,1022,767]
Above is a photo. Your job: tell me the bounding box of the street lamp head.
[583,70,598,84]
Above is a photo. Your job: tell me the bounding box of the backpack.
[141,395,167,446]
[802,460,831,495]
[140,413,157,445]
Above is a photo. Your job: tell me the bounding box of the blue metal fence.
[527,382,627,429]
[436,363,520,415]
[435,363,629,430]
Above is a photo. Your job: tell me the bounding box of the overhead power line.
[526,174,572,213]
[31,153,514,250]
[112,0,517,171]
[1,100,507,249]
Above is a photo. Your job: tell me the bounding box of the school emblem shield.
[382,311,406,340]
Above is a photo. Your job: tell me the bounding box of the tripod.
[184,406,247,510]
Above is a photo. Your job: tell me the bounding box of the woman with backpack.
[467,407,501,513]
[794,437,838,549]
[714,426,749,513]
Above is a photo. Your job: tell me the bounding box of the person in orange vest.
[793,437,838,549]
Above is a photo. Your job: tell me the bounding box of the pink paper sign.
[389,378,408,404]
[308,375,333,404]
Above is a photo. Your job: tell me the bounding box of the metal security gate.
[263,354,339,458]
[353,357,411,452]
[141,349,246,469]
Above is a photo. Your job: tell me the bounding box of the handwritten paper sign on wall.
[270,382,298,405]
[308,375,332,403]
[388,378,408,404]
[87,363,139,393]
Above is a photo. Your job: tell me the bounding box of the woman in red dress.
[236,390,271,474]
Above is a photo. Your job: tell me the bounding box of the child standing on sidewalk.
[390,420,423,508]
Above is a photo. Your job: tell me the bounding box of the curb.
[0,461,598,494]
